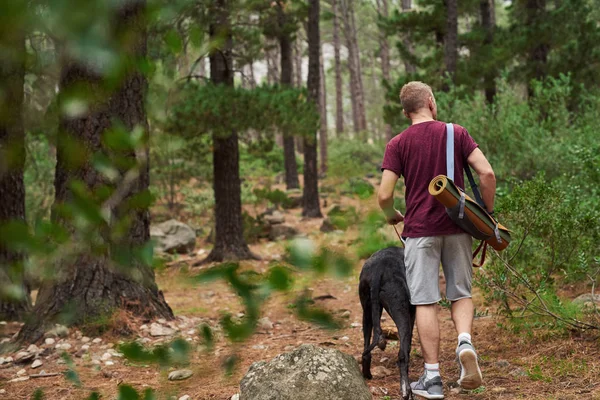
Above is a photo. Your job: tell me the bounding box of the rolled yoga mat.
[428,175,511,251]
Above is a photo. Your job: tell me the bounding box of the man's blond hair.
[399,81,434,115]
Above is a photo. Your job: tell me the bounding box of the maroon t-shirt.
[381,120,478,238]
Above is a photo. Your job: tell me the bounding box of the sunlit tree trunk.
[294,37,303,87]
[340,0,366,133]
[332,0,344,135]
[17,0,173,344]
[303,0,323,218]
[0,6,31,321]
[319,47,328,175]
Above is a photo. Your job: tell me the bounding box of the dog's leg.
[359,282,373,379]
[370,276,387,352]
[388,305,414,400]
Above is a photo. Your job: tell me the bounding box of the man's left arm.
[378,169,404,225]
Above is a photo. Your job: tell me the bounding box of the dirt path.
[1,191,600,399]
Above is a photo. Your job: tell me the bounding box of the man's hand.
[385,209,404,225]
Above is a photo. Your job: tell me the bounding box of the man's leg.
[451,297,473,336]
[405,237,444,399]
[441,234,482,390]
[416,304,440,364]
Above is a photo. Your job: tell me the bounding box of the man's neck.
[409,110,435,125]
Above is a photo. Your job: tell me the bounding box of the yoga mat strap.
[446,123,455,181]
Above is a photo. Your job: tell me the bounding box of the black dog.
[360,246,416,400]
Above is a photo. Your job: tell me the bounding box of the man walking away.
[377,81,496,399]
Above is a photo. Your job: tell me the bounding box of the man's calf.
[359,246,416,400]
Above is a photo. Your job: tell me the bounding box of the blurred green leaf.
[267,265,294,291]
[200,323,214,350]
[118,384,140,400]
[32,389,44,400]
[164,29,183,54]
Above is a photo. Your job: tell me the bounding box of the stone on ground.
[151,219,196,254]
[239,344,371,400]
[168,369,193,381]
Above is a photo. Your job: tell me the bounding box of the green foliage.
[167,83,319,140]
[119,338,191,368]
[24,133,56,224]
[327,139,382,179]
[327,205,359,231]
[355,211,398,259]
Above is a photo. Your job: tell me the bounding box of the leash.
[392,225,406,247]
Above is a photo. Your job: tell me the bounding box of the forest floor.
[1,179,600,400]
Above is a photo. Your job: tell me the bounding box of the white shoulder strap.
[446,123,455,181]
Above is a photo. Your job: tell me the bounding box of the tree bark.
[480,0,496,103]
[444,0,458,86]
[340,0,367,133]
[376,0,394,141]
[525,0,548,95]
[401,0,417,74]
[303,0,322,218]
[319,47,328,175]
[17,0,173,344]
[201,0,257,264]
[294,37,303,87]
[0,12,31,321]
[278,3,300,190]
[332,0,344,135]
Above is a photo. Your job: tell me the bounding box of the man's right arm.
[467,148,496,214]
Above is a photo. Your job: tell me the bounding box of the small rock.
[350,322,361,328]
[31,360,43,369]
[252,345,266,350]
[230,395,240,400]
[91,360,101,366]
[340,310,351,319]
[158,318,167,324]
[258,317,274,331]
[101,352,112,361]
[81,344,90,351]
[178,396,191,400]
[9,376,30,383]
[168,369,193,381]
[268,224,298,241]
[509,367,527,377]
[140,324,149,331]
[46,325,69,338]
[17,368,27,376]
[81,337,91,343]
[186,329,196,336]
[55,343,72,351]
[340,336,349,341]
[44,338,55,346]
[492,387,507,393]
[380,357,390,363]
[56,359,66,365]
[572,293,600,304]
[265,210,285,225]
[150,323,176,337]
[27,344,40,353]
[372,366,392,377]
[0,357,4,365]
[495,359,511,368]
[92,338,102,344]
[105,361,115,366]
[0,389,5,394]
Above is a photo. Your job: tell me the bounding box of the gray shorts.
[404,234,473,305]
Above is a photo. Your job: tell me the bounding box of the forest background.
[0,0,599,399]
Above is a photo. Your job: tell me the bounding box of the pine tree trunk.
[294,37,303,87]
[279,4,300,190]
[332,0,344,135]
[319,47,328,175]
[444,0,458,86]
[0,12,31,321]
[376,0,394,141]
[17,0,173,344]
[340,0,366,133]
[202,0,257,264]
[303,0,323,218]
[401,0,417,74]
[480,0,496,103]
[525,0,548,96]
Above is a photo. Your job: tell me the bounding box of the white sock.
[424,363,440,380]
[458,332,472,345]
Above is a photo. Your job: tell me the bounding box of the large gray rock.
[239,344,371,400]
[151,219,196,254]
[573,293,600,304]
[268,225,298,241]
